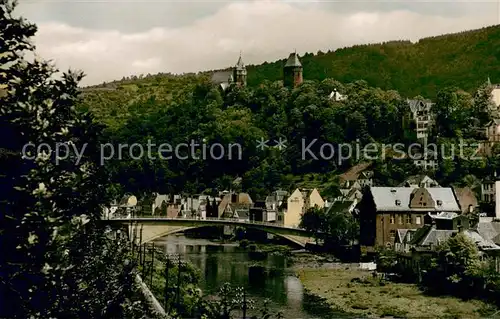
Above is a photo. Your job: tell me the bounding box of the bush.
[239,239,250,249]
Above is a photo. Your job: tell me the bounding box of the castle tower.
[283,51,303,88]
[233,53,247,87]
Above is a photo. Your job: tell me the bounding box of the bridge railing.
[107,214,307,231]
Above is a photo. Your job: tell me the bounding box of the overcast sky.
[15,0,500,86]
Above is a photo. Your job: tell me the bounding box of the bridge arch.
[128,223,311,248]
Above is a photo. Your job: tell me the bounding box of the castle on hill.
[211,52,304,91]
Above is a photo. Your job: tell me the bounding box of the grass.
[297,268,498,318]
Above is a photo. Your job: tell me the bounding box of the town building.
[336,163,373,202]
[403,99,433,142]
[328,89,347,101]
[277,188,324,228]
[485,119,500,142]
[218,192,253,220]
[481,174,499,203]
[358,186,461,252]
[395,212,500,254]
[265,190,288,222]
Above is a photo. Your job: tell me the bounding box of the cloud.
[25,0,499,86]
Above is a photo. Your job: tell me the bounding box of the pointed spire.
[235,52,245,70]
[488,76,492,86]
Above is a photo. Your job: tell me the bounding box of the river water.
[154,234,344,319]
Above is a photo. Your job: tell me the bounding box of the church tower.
[233,53,247,87]
[283,51,303,88]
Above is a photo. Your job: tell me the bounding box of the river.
[154,234,351,319]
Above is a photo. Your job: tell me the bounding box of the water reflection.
[155,234,318,318]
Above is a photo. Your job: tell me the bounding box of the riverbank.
[297,267,498,318]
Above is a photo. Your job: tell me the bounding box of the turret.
[233,53,247,87]
[283,51,303,88]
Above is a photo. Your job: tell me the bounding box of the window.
[406,214,412,224]
[398,215,403,224]
[390,214,395,224]
[416,216,421,225]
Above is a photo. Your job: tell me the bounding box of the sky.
[15,0,500,86]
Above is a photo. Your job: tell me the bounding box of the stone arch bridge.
[103,217,315,247]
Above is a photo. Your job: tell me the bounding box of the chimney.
[496,181,500,219]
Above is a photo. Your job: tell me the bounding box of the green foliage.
[246,26,500,98]
[83,25,500,114]
[103,77,413,199]
[0,2,151,317]
[300,206,359,247]
[384,233,500,304]
[76,48,500,200]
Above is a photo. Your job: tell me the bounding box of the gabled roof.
[234,209,249,219]
[486,119,500,126]
[339,162,372,182]
[406,99,433,113]
[359,171,374,179]
[452,187,478,213]
[284,52,302,68]
[463,230,500,250]
[416,228,455,247]
[325,200,355,214]
[218,193,253,216]
[396,229,417,244]
[369,187,460,212]
[398,175,440,187]
[153,194,168,208]
[476,221,500,244]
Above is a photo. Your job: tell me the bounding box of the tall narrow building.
[233,53,247,87]
[283,52,303,88]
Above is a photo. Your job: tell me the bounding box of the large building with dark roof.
[358,186,461,251]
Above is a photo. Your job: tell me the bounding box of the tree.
[424,233,488,296]
[299,207,325,243]
[322,210,359,246]
[0,2,149,317]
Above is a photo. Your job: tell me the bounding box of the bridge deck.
[102,217,316,247]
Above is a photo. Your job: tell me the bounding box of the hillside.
[246,25,500,98]
[79,24,500,128]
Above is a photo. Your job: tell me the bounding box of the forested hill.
[246,24,500,98]
[86,24,500,100]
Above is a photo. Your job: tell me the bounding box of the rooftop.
[284,52,302,68]
[369,187,460,212]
